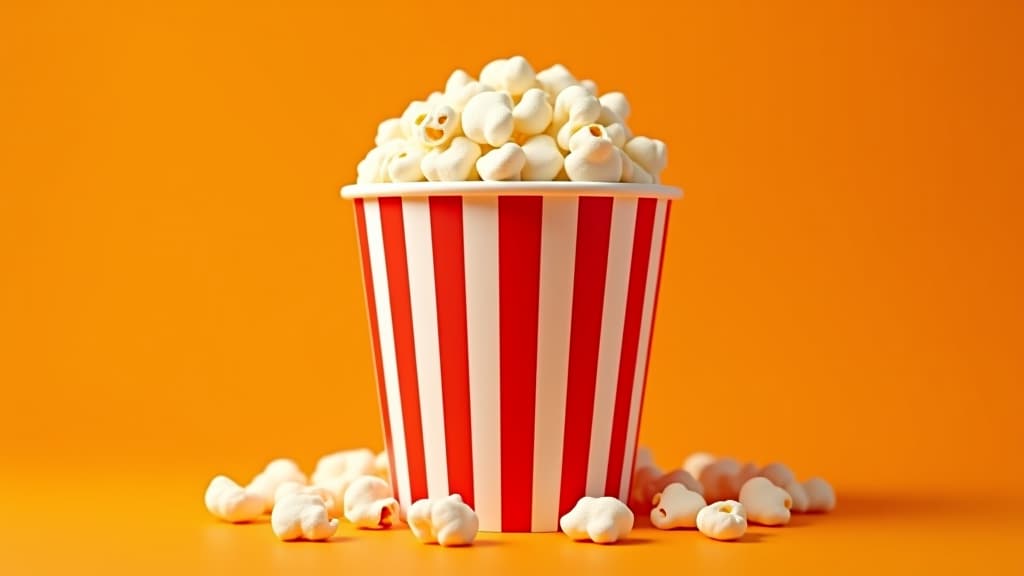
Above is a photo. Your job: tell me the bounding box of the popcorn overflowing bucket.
[342,181,681,532]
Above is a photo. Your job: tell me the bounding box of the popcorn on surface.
[559,496,635,544]
[407,494,479,546]
[696,500,748,541]
[650,483,706,530]
[738,477,792,526]
[204,475,266,523]
[343,475,399,529]
[271,493,339,542]
[355,56,667,184]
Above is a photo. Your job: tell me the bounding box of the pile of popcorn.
[205,447,834,545]
[355,56,668,184]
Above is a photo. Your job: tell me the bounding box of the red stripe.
[559,196,615,517]
[429,196,475,508]
[603,198,657,496]
[498,196,543,532]
[354,200,399,502]
[378,197,429,504]
[626,201,672,498]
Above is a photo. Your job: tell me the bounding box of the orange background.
[1,0,1022,573]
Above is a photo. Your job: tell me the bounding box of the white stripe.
[619,199,668,501]
[530,197,579,532]
[402,198,449,499]
[363,199,413,513]
[586,197,637,496]
[463,197,501,531]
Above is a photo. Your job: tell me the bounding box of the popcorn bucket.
[341,181,681,532]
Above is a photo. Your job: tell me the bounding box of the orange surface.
[1,0,1023,574]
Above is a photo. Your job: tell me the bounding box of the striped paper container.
[342,182,681,532]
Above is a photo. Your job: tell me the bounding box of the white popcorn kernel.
[400,100,431,139]
[629,464,664,513]
[387,147,426,183]
[682,452,716,481]
[271,494,339,542]
[759,462,796,488]
[605,123,628,149]
[343,475,399,529]
[476,142,526,181]
[580,79,598,95]
[737,462,761,487]
[416,105,459,148]
[479,56,537,96]
[445,69,474,94]
[426,91,447,107]
[651,468,705,497]
[559,496,634,544]
[803,477,836,512]
[445,81,488,113]
[536,64,578,98]
[246,459,308,512]
[374,451,390,479]
[421,149,442,181]
[521,134,564,181]
[624,136,668,182]
[565,127,623,182]
[553,85,601,149]
[274,481,338,518]
[619,148,634,182]
[462,91,515,147]
[513,88,553,136]
[650,482,706,530]
[599,92,631,122]
[204,475,266,523]
[431,136,483,181]
[698,457,743,503]
[696,500,748,541]
[357,140,407,184]
[739,477,792,526]
[407,494,479,546]
[784,480,810,513]
[374,118,403,147]
[312,449,376,486]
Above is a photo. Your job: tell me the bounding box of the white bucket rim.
[341,181,683,199]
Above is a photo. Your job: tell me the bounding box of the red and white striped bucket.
[342,182,681,532]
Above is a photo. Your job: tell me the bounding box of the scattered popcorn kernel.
[535,63,578,98]
[477,142,527,181]
[565,132,623,182]
[246,459,308,512]
[312,449,376,486]
[274,481,339,518]
[204,475,266,523]
[462,91,515,147]
[682,452,716,481]
[739,477,792,526]
[271,494,339,542]
[407,494,479,546]
[651,468,704,497]
[803,477,836,512]
[784,479,810,513]
[759,463,796,488]
[521,134,564,181]
[630,464,665,513]
[512,88,553,136]
[375,118,403,147]
[599,92,631,122]
[698,457,743,503]
[737,461,761,487]
[696,500,748,541]
[343,475,399,529]
[559,496,635,544]
[650,483,706,530]
[624,136,667,182]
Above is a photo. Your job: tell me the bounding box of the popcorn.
[421,137,482,181]
[535,64,578,98]
[553,85,601,150]
[387,146,426,183]
[204,475,266,523]
[246,459,308,512]
[271,494,340,542]
[312,449,376,486]
[520,134,563,181]
[758,462,796,488]
[698,457,743,503]
[374,451,390,479]
[682,452,716,481]
[738,477,792,526]
[416,105,459,148]
[461,91,515,147]
[274,481,338,518]
[479,55,537,97]
[476,142,526,181]
[650,468,704,497]
[357,140,406,184]
[343,475,399,529]
[783,480,809,513]
[604,123,629,149]
[564,125,623,182]
[803,477,836,512]
[375,118,403,147]
[580,79,598,95]
[632,467,703,514]
[599,92,631,122]
[400,100,431,139]
[407,494,479,546]
[624,136,668,182]
[559,496,634,544]
[696,500,747,541]
[445,69,473,94]
[650,483,706,530]
[737,461,761,487]
[512,88,553,136]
